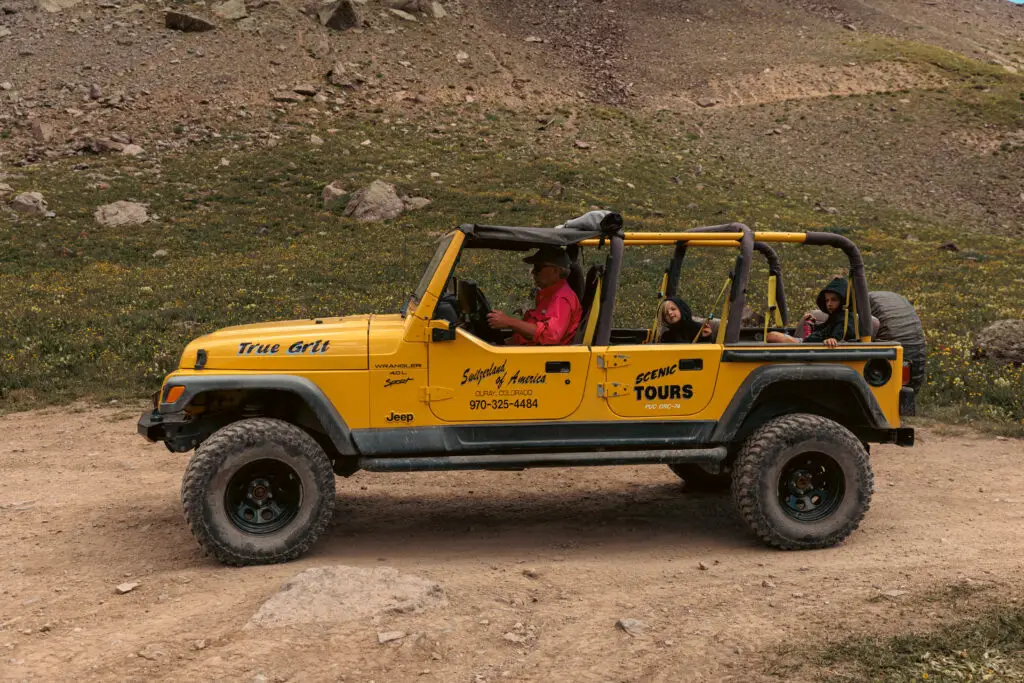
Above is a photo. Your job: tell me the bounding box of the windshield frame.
[402,232,456,318]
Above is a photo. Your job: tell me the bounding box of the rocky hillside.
[2,0,1023,235]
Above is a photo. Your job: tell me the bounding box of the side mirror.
[429,319,456,342]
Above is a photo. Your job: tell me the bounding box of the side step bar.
[358,447,728,473]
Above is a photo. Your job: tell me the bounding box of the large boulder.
[976,319,1024,364]
[246,566,446,629]
[344,180,405,222]
[11,192,47,215]
[94,200,149,228]
[318,0,360,31]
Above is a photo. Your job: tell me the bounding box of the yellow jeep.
[139,212,922,565]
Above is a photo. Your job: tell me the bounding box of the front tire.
[731,414,873,549]
[181,417,336,566]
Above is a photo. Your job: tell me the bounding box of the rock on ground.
[976,319,1024,364]
[403,196,431,211]
[37,0,81,12]
[322,180,347,210]
[11,192,47,215]
[246,566,446,629]
[318,0,360,31]
[29,121,54,143]
[429,1,446,19]
[165,11,216,32]
[94,201,149,228]
[0,182,14,199]
[344,180,406,222]
[212,0,247,20]
[387,0,427,11]
[389,8,417,21]
[615,618,646,636]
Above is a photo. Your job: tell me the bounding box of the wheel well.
[184,389,342,461]
[731,380,877,447]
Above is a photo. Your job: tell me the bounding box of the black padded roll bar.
[593,232,623,346]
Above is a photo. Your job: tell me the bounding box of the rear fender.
[711,364,890,445]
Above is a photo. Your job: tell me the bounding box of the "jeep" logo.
[385,412,414,423]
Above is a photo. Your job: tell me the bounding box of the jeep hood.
[180,315,371,371]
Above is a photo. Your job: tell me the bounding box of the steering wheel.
[456,279,503,344]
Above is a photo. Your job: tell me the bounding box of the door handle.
[545,361,571,373]
[677,359,703,371]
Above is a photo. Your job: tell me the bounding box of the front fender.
[147,374,357,455]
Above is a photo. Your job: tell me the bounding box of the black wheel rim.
[225,459,303,534]
[777,452,845,522]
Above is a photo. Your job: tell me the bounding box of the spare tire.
[868,291,926,390]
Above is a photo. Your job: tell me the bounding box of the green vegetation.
[1,102,1022,426]
[769,606,1024,681]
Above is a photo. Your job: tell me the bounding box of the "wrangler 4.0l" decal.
[633,360,694,401]
[236,340,331,356]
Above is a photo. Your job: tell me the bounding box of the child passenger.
[659,297,714,344]
[766,277,858,348]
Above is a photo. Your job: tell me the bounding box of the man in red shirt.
[486,246,582,345]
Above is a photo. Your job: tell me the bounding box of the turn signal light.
[902,363,911,386]
[163,385,186,404]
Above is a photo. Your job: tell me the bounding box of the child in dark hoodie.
[766,277,858,347]
[658,297,714,344]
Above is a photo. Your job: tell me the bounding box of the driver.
[487,246,582,345]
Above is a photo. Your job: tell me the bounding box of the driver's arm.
[487,310,538,340]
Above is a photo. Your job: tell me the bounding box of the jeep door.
[426,329,591,422]
[600,343,722,418]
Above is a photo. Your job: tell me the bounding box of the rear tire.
[668,463,731,491]
[181,417,336,566]
[869,290,926,391]
[731,414,873,550]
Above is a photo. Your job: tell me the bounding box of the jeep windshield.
[402,233,454,317]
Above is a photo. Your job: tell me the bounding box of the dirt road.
[1,406,1022,682]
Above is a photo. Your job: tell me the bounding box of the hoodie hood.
[816,278,849,314]
[661,297,693,327]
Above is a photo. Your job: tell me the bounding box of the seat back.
[573,265,605,345]
[566,260,585,301]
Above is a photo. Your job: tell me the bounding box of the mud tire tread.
[731,413,873,550]
[181,417,335,566]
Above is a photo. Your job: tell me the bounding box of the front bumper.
[138,409,166,442]
[138,409,197,452]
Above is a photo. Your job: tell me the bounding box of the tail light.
[901,362,911,386]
